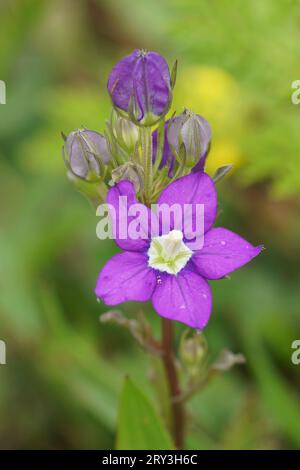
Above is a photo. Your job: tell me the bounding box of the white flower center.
[147,230,193,275]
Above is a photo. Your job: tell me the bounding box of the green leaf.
[170,60,178,90]
[213,164,233,183]
[116,377,174,450]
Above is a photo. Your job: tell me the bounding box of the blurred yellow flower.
[173,65,241,125]
[205,140,242,177]
[173,65,244,173]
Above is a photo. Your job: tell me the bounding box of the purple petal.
[66,133,91,178]
[107,51,138,112]
[192,228,262,280]
[85,130,110,164]
[134,52,171,119]
[107,180,152,251]
[157,172,217,237]
[168,113,211,171]
[188,116,211,171]
[65,129,110,179]
[152,270,212,329]
[95,251,156,304]
[108,50,171,122]
[166,114,182,154]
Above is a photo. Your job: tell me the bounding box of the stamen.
[147,230,193,275]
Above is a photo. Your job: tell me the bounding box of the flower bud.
[113,116,139,153]
[108,49,172,126]
[168,109,211,170]
[63,128,110,181]
[179,330,207,374]
[110,162,144,192]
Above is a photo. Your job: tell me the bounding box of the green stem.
[141,126,153,205]
[153,118,165,174]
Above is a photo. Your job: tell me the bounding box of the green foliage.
[0,0,300,451]
[116,377,173,450]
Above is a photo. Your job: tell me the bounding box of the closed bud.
[62,128,110,181]
[180,330,207,374]
[168,109,211,171]
[110,162,144,192]
[108,49,172,126]
[113,116,139,153]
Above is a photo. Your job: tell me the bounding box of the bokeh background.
[1,0,300,450]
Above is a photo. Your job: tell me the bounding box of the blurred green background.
[1,0,300,450]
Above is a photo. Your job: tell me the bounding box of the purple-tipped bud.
[168,110,211,171]
[63,129,110,180]
[108,49,172,126]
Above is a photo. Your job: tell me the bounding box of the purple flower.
[168,110,211,171]
[95,172,262,329]
[108,49,171,126]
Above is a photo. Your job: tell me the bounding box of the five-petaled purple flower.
[95,172,262,329]
[108,49,171,126]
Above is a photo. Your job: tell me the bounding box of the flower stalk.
[61,48,263,450]
[161,318,185,449]
[140,126,153,205]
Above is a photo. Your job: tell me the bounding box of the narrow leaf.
[116,377,174,450]
[170,60,178,90]
[213,164,233,183]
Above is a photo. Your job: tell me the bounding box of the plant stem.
[161,318,185,449]
[140,126,153,205]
